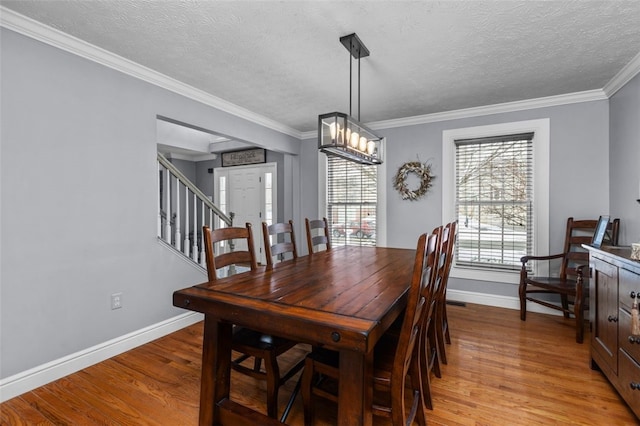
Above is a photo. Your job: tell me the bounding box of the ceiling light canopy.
[318,33,384,166]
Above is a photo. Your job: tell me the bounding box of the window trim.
[319,155,387,247]
[442,119,550,283]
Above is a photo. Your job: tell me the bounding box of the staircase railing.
[157,153,233,266]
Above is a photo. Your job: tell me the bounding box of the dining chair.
[300,232,437,426]
[386,226,441,410]
[262,220,298,267]
[305,217,331,254]
[433,221,457,365]
[202,224,304,418]
[202,224,258,280]
[421,225,443,407]
[519,217,620,343]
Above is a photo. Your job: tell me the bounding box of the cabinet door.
[591,257,618,373]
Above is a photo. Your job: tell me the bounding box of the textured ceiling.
[3,0,640,133]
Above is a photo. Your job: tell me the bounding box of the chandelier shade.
[318,33,384,166]
[318,112,384,165]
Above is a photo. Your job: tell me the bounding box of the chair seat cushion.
[232,326,295,351]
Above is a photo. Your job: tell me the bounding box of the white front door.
[215,163,277,264]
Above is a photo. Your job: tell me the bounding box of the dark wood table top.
[173,245,416,354]
[173,245,417,425]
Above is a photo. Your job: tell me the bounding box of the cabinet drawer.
[619,308,640,363]
[620,268,640,311]
[618,350,640,419]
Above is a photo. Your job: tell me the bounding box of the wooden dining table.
[173,245,416,426]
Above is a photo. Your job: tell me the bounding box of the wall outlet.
[111,293,123,310]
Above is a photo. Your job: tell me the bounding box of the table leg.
[199,315,232,426]
[338,350,373,426]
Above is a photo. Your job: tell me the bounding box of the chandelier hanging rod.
[340,33,369,121]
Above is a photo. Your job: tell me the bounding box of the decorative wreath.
[393,161,435,201]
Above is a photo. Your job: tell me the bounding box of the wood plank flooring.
[2,303,638,425]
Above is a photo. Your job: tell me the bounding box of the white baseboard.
[447,289,562,316]
[0,290,557,403]
[0,311,204,403]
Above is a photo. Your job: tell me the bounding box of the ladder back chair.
[519,217,620,343]
[202,224,257,280]
[202,224,303,418]
[387,226,442,410]
[420,225,442,410]
[305,217,332,254]
[433,220,457,365]
[300,232,437,426]
[262,220,298,267]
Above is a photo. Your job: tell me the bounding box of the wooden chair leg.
[412,349,432,417]
[519,283,527,321]
[263,354,280,418]
[300,357,315,426]
[436,303,448,365]
[443,304,451,344]
[561,294,571,318]
[575,285,584,344]
[417,342,434,410]
[253,356,262,372]
[428,320,441,378]
[390,374,407,426]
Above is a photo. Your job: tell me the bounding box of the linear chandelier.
[318,33,384,166]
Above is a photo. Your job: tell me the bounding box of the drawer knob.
[331,332,341,342]
[631,382,640,391]
[607,315,618,323]
[631,291,637,299]
[629,336,640,344]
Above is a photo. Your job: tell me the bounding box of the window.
[325,156,377,247]
[455,133,533,270]
[218,175,227,229]
[443,119,549,283]
[264,172,273,226]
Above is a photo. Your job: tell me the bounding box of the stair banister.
[157,153,232,226]
[157,153,233,267]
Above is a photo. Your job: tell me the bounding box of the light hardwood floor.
[1,303,637,425]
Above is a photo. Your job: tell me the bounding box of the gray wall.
[1,24,637,383]
[0,28,299,379]
[195,159,216,199]
[170,158,197,184]
[610,72,640,245]
[300,100,611,297]
[380,103,610,297]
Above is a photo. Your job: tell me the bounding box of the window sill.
[451,265,520,284]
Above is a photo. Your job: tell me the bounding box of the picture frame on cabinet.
[591,215,610,249]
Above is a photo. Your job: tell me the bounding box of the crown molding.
[0,7,303,140]
[3,6,636,141]
[302,89,607,138]
[603,50,640,97]
[367,89,608,130]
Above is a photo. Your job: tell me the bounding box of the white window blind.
[326,156,377,247]
[455,132,534,271]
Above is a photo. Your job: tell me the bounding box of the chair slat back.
[202,224,258,281]
[434,221,457,302]
[423,226,442,331]
[305,217,331,254]
[392,232,438,384]
[560,217,620,279]
[262,220,298,267]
